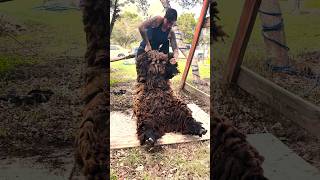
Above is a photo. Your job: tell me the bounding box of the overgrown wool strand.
[73,0,109,179]
[133,50,207,146]
[211,114,268,180]
[211,1,228,41]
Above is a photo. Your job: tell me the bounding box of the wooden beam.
[237,66,320,139]
[180,0,209,90]
[183,83,210,106]
[224,0,262,84]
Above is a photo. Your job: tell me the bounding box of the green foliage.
[111,11,142,48]
[174,0,202,9]
[177,13,196,44]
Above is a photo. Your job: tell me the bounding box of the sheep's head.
[136,50,179,83]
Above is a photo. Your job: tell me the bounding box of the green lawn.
[0,0,85,73]
[110,58,210,86]
[304,0,320,8]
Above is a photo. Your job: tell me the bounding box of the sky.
[117,0,204,20]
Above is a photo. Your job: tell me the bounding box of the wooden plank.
[110,104,210,149]
[180,0,209,90]
[247,133,320,179]
[237,66,320,139]
[183,83,210,106]
[224,0,262,84]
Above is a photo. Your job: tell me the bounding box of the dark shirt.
[137,22,170,56]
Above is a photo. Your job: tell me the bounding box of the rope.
[261,19,283,32]
[259,9,282,16]
[262,32,290,51]
[300,76,320,97]
[259,9,290,55]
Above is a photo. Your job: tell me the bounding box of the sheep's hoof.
[145,137,155,146]
[198,128,207,137]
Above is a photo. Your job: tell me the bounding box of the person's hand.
[169,58,177,64]
[145,43,152,52]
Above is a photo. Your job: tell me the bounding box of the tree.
[111,11,142,48]
[177,13,196,44]
[110,0,149,34]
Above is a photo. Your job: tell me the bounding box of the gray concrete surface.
[247,133,320,180]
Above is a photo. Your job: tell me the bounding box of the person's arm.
[169,30,179,63]
[138,16,162,51]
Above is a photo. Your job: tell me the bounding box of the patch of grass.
[142,172,152,180]
[0,55,36,73]
[0,0,85,57]
[110,79,121,87]
[0,127,7,138]
[123,148,144,166]
[110,58,210,87]
[110,169,118,180]
[304,0,320,8]
[111,60,137,84]
[111,142,210,179]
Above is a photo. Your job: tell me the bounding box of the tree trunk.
[290,0,301,14]
[74,0,109,179]
[259,0,289,67]
[110,0,120,34]
[159,0,171,9]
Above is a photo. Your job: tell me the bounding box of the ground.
[110,80,210,179]
[0,0,84,177]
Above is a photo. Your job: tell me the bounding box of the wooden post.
[180,0,209,90]
[259,0,289,67]
[224,0,262,84]
[290,0,301,14]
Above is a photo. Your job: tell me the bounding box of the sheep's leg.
[181,117,207,137]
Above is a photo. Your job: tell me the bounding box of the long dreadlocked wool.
[211,1,228,41]
[133,50,207,146]
[74,0,109,179]
[211,115,268,180]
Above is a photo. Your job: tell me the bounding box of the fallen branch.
[110,53,135,62]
